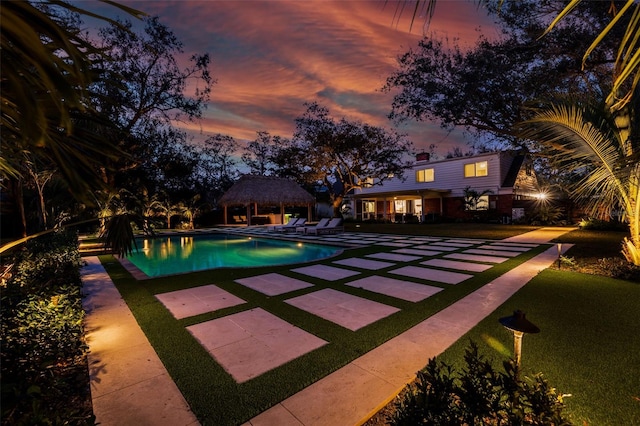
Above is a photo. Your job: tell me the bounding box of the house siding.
[351,151,532,222]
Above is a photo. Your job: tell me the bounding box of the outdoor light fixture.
[499,310,540,369]
[557,243,562,268]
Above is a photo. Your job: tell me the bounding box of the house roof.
[218,175,315,206]
[502,154,526,188]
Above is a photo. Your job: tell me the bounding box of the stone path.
[81,227,574,426]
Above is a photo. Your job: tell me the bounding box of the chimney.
[416,152,430,162]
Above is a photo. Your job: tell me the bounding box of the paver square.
[393,248,442,257]
[187,308,327,383]
[446,239,485,244]
[285,288,400,331]
[445,253,509,263]
[155,285,245,319]
[347,276,443,302]
[413,244,459,252]
[291,264,360,281]
[366,252,422,262]
[235,273,313,296]
[481,244,530,252]
[333,258,395,270]
[390,266,472,285]
[435,241,475,247]
[376,242,412,247]
[464,248,521,257]
[421,259,493,273]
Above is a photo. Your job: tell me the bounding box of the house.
[348,151,539,223]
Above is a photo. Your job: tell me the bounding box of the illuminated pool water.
[125,234,342,277]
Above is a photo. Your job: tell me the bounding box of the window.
[363,201,375,213]
[465,195,489,211]
[464,161,488,177]
[415,168,434,182]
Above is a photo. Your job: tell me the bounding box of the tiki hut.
[218,175,315,225]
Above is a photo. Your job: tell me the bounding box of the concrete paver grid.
[248,229,574,426]
[82,227,575,426]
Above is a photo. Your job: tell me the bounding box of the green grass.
[435,270,640,425]
[345,222,541,240]
[99,224,637,425]
[552,228,630,259]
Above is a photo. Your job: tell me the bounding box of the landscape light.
[499,310,540,369]
[557,243,562,268]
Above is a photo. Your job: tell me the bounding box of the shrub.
[578,218,628,231]
[388,342,570,425]
[597,257,640,281]
[0,231,93,425]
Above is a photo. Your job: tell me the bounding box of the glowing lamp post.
[557,243,562,269]
[499,310,540,369]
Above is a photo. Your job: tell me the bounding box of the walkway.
[81,227,573,426]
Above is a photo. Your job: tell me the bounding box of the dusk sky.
[82,1,498,155]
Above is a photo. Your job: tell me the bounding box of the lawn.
[344,222,542,240]
[431,269,640,425]
[99,224,637,425]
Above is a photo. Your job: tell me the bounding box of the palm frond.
[520,102,632,218]
[99,214,138,257]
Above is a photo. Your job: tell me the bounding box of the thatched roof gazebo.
[218,175,315,225]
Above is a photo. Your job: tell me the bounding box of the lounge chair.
[268,217,300,232]
[276,218,306,233]
[305,218,343,235]
[296,217,330,234]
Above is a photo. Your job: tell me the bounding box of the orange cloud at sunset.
[82,0,498,155]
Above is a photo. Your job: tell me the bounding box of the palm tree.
[151,194,185,230]
[462,186,493,221]
[520,98,639,265]
[180,194,207,230]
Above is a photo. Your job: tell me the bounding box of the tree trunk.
[10,179,28,238]
[332,196,343,218]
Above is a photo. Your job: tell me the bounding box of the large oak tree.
[274,103,415,216]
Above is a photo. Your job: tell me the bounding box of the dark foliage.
[0,231,93,425]
[388,342,570,425]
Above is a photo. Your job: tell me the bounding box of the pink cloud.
[80,0,497,155]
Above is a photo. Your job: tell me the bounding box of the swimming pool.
[125,234,342,277]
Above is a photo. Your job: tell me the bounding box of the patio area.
[81,227,573,425]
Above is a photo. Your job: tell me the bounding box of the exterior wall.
[358,151,515,197]
[351,151,532,222]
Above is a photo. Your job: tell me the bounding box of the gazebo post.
[246,204,251,226]
[223,205,228,225]
[280,202,284,225]
[307,204,312,222]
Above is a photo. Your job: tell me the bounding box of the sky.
[80,0,498,156]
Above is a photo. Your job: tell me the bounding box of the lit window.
[416,168,434,182]
[464,161,488,177]
[362,177,374,187]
